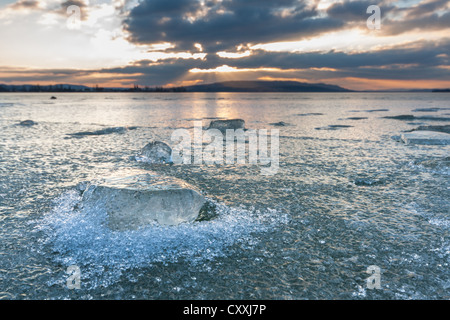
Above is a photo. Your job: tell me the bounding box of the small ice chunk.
[18,120,38,126]
[139,141,172,164]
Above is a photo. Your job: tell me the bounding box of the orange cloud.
[326,77,450,91]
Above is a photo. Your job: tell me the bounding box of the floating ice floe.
[296,112,324,116]
[315,124,353,130]
[345,117,368,120]
[353,177,386,186]
[384,115,450,121]
[269,121,290,126]
[411,125,450,134]
[67,126,138,137]
[207,119,245,133]
[18,120,38,126]
[412,107,450,112]
[400,131,450,145]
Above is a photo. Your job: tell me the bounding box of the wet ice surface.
[0,92,449,299]
[34,190,287,291]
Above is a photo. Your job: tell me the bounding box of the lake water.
[0,92,448,299]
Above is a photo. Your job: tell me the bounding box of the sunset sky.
[0,0,449,90]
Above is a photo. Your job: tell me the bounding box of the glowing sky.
[0,0,449,90]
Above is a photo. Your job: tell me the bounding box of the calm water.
[0,92,448,300]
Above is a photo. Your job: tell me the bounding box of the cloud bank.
[0,0,449,90]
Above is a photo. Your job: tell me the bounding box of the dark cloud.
[237,40,450,70]
[61,0,87,9]
[101,58,208,85]
[2,37,449,87]
[404,0,448,18]
[124,0,450,53]
[325,0,450,34]
[382,0,450,35]
[60,0,89,20]
[9,0,39,10]
[326,0,381,21]
[124,0,343,51]
[8,0,90,20]
[384,12,450,35]
[82,38,450,86]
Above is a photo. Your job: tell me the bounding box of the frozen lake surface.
[0,92,448,299]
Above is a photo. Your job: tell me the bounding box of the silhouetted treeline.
[0,84,89,92]
[0,83,187,93]
[432,88,450,92]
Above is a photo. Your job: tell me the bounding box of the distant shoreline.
[0,90,448,93]
[1,80,449,93]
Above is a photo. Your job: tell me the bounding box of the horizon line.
[1,81,450,93]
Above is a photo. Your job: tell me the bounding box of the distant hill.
[185,80,352,92]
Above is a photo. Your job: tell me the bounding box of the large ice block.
[80,169,205,230]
